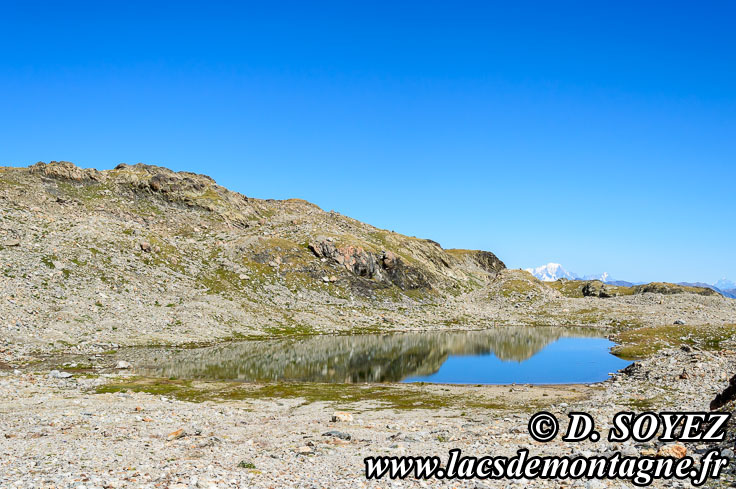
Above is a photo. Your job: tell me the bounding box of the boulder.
[582,280,612,298]
[331,411,353,422]
[48,370,72,379]
[322,430,352,440]
[711,374,736,410]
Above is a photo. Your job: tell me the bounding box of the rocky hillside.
[0,162,507,352]
[1,161,734,360]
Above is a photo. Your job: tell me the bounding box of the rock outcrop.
[633,282,718,296]
[30,161,103,182]
[582,280,612,298]
[309,239,431,290]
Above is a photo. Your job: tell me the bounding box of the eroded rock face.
[309,240,430,290]
[467,250,505,274]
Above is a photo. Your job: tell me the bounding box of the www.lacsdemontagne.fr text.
[365,448,728,486]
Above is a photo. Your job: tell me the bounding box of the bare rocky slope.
[1,161,734,363]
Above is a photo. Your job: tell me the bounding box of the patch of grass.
[613,324,736,360]
[498,278,538,298]
[96,378,544,411]
[633,282,717,297]
[263,323,316,337]
[546,280,584,298]
[546,280,635,298]
[622,397,659,411]
[41,254,58,269]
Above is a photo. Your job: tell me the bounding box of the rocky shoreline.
[0,344,733,489]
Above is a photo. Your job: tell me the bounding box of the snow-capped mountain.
[581,272,610,282]
[525,263,577,282]
[525,263,613,283]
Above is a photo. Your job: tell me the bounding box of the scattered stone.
[331,411,353,423]
[115,360,132,370]
[48,370,72,379]
[166,428,186,441]
[674,319,685,325]
[657,443,687,458]
[322,430,351,440]
[139,242,152,252]
[619,443,638,458]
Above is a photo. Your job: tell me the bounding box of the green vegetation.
[545,280,584,297]
[632,282,717,297]
[623,397,659,411]
[496,276,540,298]
[96,377,550,411]
[263,323,316,336]
[613,324,736,359]
[41,254,58,269]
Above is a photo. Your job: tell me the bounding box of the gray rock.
[49,370,72,379]
[322,430,351,440]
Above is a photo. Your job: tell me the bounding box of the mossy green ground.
[96,377,554,411]
[613,324,736,359]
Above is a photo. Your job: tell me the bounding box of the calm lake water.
[137,326,631,385]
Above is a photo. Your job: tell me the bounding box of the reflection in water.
[135,326,622,383]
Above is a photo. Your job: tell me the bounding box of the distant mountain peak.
[525,263,576,282]
[525,263,612,283]
[715,278,736,291]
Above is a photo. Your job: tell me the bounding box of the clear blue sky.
[1,1,734,283]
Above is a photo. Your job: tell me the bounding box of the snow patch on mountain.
[524,263,577,282]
